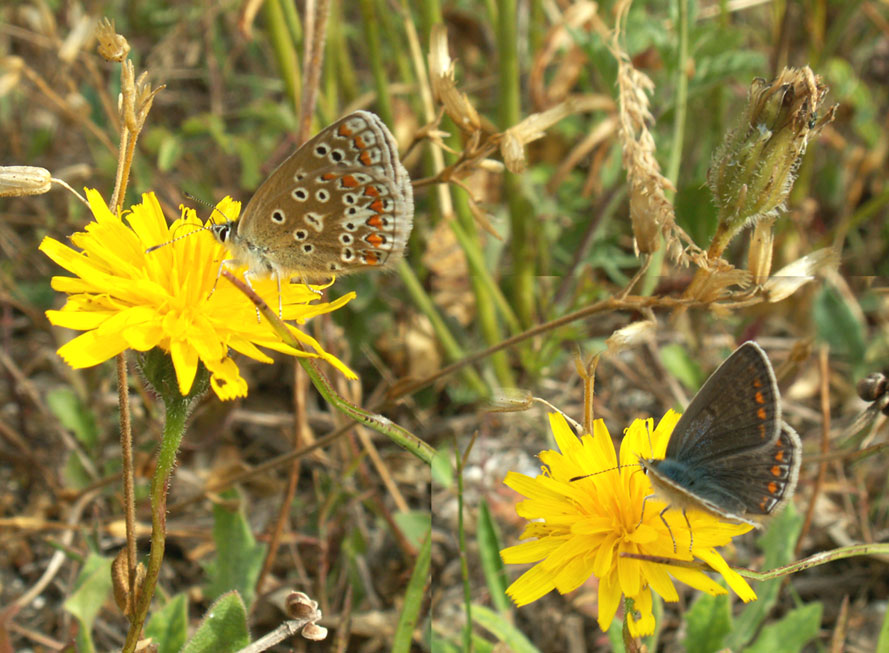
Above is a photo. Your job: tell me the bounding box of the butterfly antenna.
[570,463,627,483]
[184,191,235,225]
[145,225,215,253]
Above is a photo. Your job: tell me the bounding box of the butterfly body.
[640,342,802,527]
[212,110,413,282]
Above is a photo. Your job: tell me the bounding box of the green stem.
[121,394,189,653]
[263,0,301,114]
[496,0,535,326]
[359,0,393,125]
[452,189,516,388]
[396,259,490,397]
[221,270,443,459]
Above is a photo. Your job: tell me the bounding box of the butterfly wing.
[665,342,782,465]
[237,111,413,278]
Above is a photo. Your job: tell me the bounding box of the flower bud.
[707,66,836,254]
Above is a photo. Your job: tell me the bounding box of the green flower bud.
[707,66,836,257]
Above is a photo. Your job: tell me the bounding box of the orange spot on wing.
[365,185,380,197]
[338,124,353,136]
[365,252,379,265]
[754,378,763,388]
[367,215,383,228]
[366,233,384,247]
[341,175,359,188]
[755,391,765,404]
[775,450,785,462]
[771,466,781,477]
[360,151,372,166]
[757,407,767,420]
[370,199,384,212]
[322,172,337,180]
[768,481,779,493]
[354,136,366,149]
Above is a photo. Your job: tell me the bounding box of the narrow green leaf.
[47,387,98,448]
[471,603,541,653]
[392,530,431,653]
[743,602,823,653]
[393,510,431,551]
[157,133,183,172]
[63,553,113,653]
[876,600,889,652]
[726,505,803,649]
[181,591,250,653]
[813,283,866,371]
[477,499,510,612]
[145,593,188,653]
[204,488,266,608]
[659,343,705,395]
[685,592,731,653]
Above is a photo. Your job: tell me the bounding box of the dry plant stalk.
[606,0,681,258]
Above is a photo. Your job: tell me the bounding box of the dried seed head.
[0,56,24,97]
[96,18,130,62]
[428,24,481,132]
[762,247,838,303]
[747,216,776,284]
[0,166,52,197]
[489,388,534,413]
[301,623,328,641]
[708,66,836,245]
[605,320,656,354]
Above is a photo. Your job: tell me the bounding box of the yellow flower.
[501,412,757,637]
[40,189,356,400]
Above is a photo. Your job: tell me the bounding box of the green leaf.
[726,505,803,649]
[47,387,98,448]
[181,591,250,653]
[204,488,266,608]
[743,602,823,653]
[813,283,866,372]
[431,445,454,487]
[392,530,431,653]
[393,510,431,551]
[685,592,731,653]
[157,133,183,172]
[877,597,889,652]
[477,499,510,613]
[471,603,541,653]
[63,553,113,653]
[145,593,188,653]
[660,343,704,396]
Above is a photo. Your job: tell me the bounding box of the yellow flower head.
[501,412,757,637]
[40,189,356,400]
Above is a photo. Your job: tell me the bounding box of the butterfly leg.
[682,509,693,552]
[242,270,262,322]
[658,506,677,553]
[299,274,323,297]
[207,259,233,301]
[274,269,283,318]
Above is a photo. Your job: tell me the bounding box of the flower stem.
[116,354,137,613]
[121,393,189,652]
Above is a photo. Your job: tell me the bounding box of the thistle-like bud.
[707,66,836,256]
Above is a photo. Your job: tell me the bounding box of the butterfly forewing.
[665,342,782,464]
[235,110,413,278]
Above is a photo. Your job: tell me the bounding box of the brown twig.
[116,353,138,616]
[797,345,831,556]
